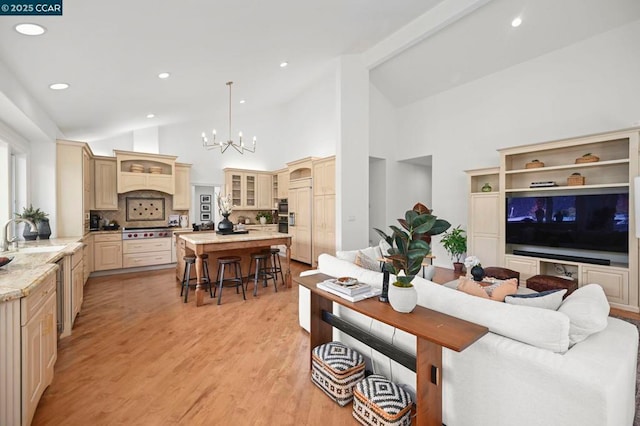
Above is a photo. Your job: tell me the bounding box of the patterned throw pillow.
[457,277,518,301]
[505,289,567,310]
[354,250,381,272]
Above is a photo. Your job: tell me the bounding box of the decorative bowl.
[0,256,14,268]
[336,276,358,286]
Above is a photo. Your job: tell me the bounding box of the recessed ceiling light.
[146,113,155,119]
[15,23,46,36]
[158,72,170,79]
[239,99,246,104]
[511,17,522,27]
[49,83,69,90]
[280,61,288,68]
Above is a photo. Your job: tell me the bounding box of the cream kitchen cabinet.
[21,270,57,426]
[257,173,273,209]
[289,179,312,264]
[71,250,84,323]
[57,140,93,237]
[94,157,118,210]
[582,265,629,306]
[115,150,177,194]
[94,233,123,271]
[123,238,172,268]
[312,156,335,196]
[276,168,289,199]
[83,233,93,283]
[312,193,335,267]
[173,163,192,210]
[504,254,539,286]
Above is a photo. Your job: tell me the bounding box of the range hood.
[114,150,177,194]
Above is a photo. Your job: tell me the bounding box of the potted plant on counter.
[256,211,273,225]
[15,204,50,240]
[374,207,450,313]
[440,225,467,273]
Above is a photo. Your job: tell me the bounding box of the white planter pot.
[423,265,436,281]
[260,217,267,225]
[388,283,418,313]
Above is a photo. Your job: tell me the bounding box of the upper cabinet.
[224,168,272,210]
[173,163,192,210]
[257,173,273,209]
[94,157,118,210]
[313,156,335,196]
[115,150,176,194]
[57,140,93,236]
[276,168,289,199]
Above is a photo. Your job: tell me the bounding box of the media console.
[512,249,611,266]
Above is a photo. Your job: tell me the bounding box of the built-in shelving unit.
[114,150,177,194]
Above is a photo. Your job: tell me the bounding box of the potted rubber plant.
[15,204,49,240]
[374,207,450,312]
[440,225,467,273]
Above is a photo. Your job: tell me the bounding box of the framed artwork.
[200,203,211,212]
[200,212,211,221]
[200,194,212,203]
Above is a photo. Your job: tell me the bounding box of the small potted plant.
[15,204,49,240]
[374,208,450,312]
[256,211,273,225]
[440,226,467,273]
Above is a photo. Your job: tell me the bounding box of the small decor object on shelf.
[567,172,585,186]
[525,159,544,169]
[575,152,600,164]
[464,256,484,281]
[481,183,492,192]
[130,163,144,173]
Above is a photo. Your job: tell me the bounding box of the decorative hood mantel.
[114,150,177,194]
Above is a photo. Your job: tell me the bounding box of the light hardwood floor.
[32,261,357,425]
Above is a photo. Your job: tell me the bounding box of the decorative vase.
[423,265,436,281]
[37,219,51,240]
[23,223,38,240]
[471,265,485,282]
[388,283,418,313]
[218,213,233,233]
[453,262,464,273]
[259,216,267,225]
[481,183,492,192]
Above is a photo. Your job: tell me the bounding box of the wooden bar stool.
[181,255,212,303]
[267,247,285,285]
[214,256,245,305]
[247,251,277,296]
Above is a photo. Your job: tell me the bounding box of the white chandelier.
[202,81,256,154]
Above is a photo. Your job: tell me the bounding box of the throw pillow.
[354,250,382,272]
[557,284,610,346]
[456,277,489,299]
[483,278,518,301]
[361,246,383,262]
[378,239,392,256]
[505,289,567,310]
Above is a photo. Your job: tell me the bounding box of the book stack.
[317,279,381,302]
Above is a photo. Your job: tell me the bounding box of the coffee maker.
[90,212,101,230]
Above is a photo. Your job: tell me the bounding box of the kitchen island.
[178,230,292,306]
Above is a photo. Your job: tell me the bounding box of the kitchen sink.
[18,245,67,254]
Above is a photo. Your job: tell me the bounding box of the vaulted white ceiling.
[1,0,639,143]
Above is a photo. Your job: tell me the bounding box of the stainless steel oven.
[278,199,288,233]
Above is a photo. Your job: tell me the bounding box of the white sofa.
[299,253,638,426]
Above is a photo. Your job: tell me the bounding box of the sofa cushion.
[557,284,610,346]
[336,246,382,264]
[354,250,382,272]
[505,289,567,310]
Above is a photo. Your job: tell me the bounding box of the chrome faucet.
[1,219,37,252]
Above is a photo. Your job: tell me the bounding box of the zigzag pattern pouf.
[353,374,413,426]
[311,341,365,406]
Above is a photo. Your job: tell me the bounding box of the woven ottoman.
[311,341,365,406]
[353,374,413,426]
[526,274,578,298]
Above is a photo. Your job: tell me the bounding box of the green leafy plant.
[440,226,467,263]
[15,204,48,223]
[256,211,273,223]
[374,205,450,287]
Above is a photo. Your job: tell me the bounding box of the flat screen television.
[506,193,629,254]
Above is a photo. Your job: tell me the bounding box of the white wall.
[396,19,640,266]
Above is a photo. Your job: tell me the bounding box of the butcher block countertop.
[0,238,83,302]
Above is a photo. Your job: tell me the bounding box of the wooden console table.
[295,273,488,426]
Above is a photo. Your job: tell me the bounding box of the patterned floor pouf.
[353,374,413,426]
[311,341,365,406]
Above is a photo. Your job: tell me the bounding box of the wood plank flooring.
[32,261,356,426]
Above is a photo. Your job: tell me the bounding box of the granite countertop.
[179,230,291,245]
[0,237,84,302]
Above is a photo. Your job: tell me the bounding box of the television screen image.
[506,193,629,253]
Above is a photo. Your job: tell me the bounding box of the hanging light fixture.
[202,81,256,154]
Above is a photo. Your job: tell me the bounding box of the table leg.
[285,240,292,288]
[195,255,204,307]
[415,337,443,426]
[309,291,333,369]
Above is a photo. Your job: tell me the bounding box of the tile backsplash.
[93,190,187,228]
